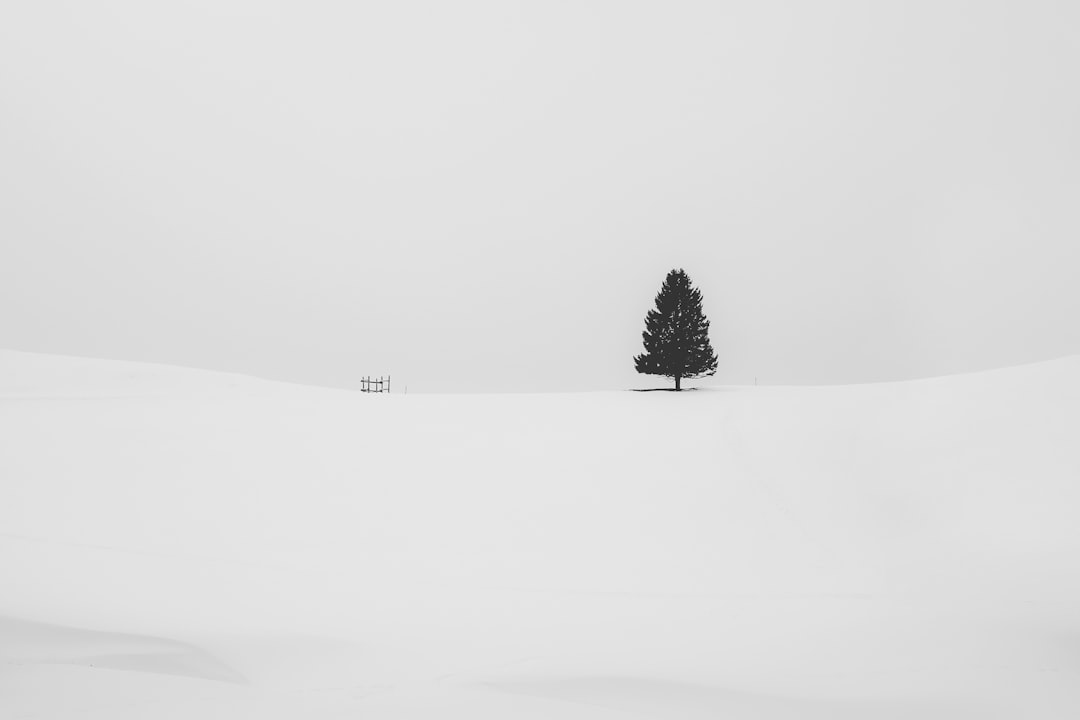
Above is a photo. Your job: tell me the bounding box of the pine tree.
[634,268,718,391]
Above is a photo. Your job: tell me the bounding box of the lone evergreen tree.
[634,268,718,391]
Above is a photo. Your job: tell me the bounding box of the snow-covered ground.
[2,349,1078,718]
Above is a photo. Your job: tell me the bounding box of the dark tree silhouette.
[634,268,718,391]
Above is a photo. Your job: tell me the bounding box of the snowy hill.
[2,349,1079,719]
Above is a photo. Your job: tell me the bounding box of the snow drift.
[2,350,1078,718]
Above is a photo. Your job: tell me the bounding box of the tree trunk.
[675,374,682,391]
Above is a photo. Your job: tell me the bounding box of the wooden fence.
[360,375,390,393]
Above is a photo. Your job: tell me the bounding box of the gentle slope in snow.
[2,350,1079,718]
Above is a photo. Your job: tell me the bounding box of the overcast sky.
[2,1,1078,392]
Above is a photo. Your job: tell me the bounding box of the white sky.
[2,1,1078,392]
